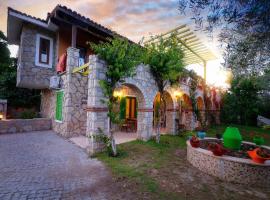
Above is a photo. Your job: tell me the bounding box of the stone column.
[62,47,79,137]
[166,109,177,134]
[86,55,109,155]
[137,108,154,140]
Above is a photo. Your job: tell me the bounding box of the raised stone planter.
[0,118,51,134]
[187,138,270,186]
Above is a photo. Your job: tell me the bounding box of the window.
[35,34,53,68]
[55,91,63,122]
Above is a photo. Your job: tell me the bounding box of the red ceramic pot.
[190,140,200,148]
[208,143,226,156]
[248,148,270,164]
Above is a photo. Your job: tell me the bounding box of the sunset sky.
[0,0,229,87]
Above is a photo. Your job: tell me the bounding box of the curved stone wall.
[187,139,270,186]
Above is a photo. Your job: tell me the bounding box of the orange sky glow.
[0,0,230,88]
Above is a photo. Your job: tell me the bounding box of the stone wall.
[40,47,88,137]
[0,118,51,134]
[17,23,57,89]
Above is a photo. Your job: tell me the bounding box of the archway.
[179,93,194,130]
[153,91,175,134]
[196,96,204,110]
[113,83,149,142]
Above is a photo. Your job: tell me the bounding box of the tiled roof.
[9,5,131,41]
[8,7,47,23]
[54,5,117,37]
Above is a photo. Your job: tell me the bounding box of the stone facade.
[86,56,161,154]
[0,118,51,134]
[187,139,270,186]
[26,47,221,155]
[41,48,88,137]
[17,23,57,89]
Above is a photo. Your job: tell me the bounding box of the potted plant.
[190,136,200,148]
[208,142,226,156]
[253,135,265,146]
[197,121,207,139]
[247,148,270,164]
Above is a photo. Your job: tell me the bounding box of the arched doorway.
[153,91,175,134]
[196,96,204,110]
[113,83,147,141]
[180,93,194,130]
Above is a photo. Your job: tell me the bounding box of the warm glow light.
[186,59,230,89]
[174,91,183,99]
[0,114,3,120]
[113,90,123,98]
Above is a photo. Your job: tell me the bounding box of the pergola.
[144,24,217,81]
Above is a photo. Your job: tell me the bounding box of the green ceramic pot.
[223,127,242,150]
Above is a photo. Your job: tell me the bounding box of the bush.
[19,110,38,119]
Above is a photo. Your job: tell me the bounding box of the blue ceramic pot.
[197,131,206,139]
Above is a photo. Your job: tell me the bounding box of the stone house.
[7,5,221,154]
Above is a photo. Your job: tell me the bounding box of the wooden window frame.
[35,34,53,68]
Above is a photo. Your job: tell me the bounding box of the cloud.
[0,0,184,42]
[0,0,222,54]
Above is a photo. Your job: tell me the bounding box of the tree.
[143,34,185,143]
[0,31,40,110]
[179,0,270,76]
[90,37,143,156]
[221,76,261,125]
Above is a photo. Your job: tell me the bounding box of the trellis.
[144,24,217,80]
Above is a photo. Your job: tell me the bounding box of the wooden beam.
[203,61,207,81]
[145,25,187,44]
[71,25,77,47]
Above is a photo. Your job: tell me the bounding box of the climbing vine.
[90,37,143,156]
[143,33,185,143]
[188,70,199,122]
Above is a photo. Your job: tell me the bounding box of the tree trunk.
[108,117,117,156]
[156,93,165,143]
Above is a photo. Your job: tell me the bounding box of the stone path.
[0,131,115,200]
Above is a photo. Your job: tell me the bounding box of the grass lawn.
[96,124,270,200]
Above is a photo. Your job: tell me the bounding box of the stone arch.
[180,93,194,130]
[121,64,159,140]
[182,93,192,110]
[153,89,177,134]
[114,83,148,139]
[196,96,204,110]
[124,64,158,108]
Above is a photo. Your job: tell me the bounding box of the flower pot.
[190,140,200,148]
[190,136,200,148]
[216,133,222,139]
[248,148,270,164]
[253,136,264,146]
[197,131,206,139]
